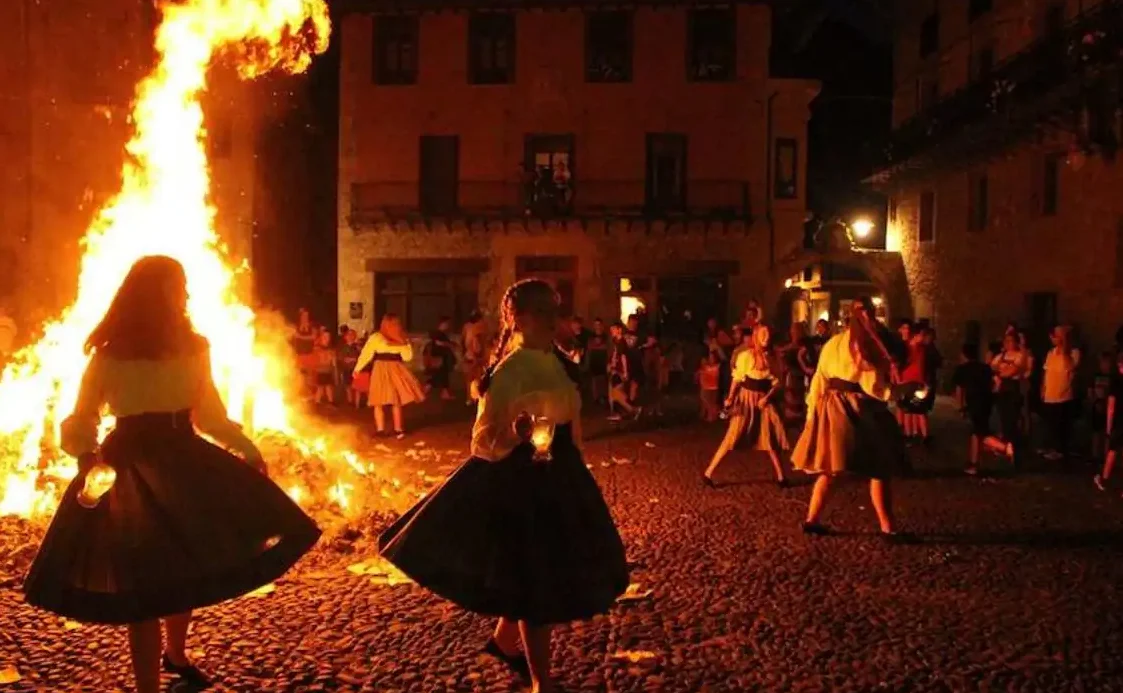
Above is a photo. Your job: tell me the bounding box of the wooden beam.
[365,258,491,273]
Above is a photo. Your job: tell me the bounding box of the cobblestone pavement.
[3,400,1123,692]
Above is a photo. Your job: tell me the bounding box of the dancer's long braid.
[475,283,519,396]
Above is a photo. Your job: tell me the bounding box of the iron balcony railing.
[873,0,1123,184]
[348,179,752,224]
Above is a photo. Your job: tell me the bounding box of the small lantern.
[77,463,117,509]
[530,415,555,462]
[913,385,929,402]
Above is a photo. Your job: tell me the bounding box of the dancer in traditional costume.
[792,296,910,542]
[353,314,425,439]
[702,324,790,488]
[379,278,629,693]
[23,256,321,693]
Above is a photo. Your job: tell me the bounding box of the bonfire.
[0,0,414,527]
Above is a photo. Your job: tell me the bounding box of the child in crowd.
[698,353,721,422]
[1094,352,1123,492]
[607,322,640,421]
[312,330,336,405]
[338,328,361,407]
[953,343,993,475]
[1090,351,1116,461]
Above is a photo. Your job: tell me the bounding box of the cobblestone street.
[3,402,1123,692]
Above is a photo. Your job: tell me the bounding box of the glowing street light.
[851,218,874,239]
[784,278,793,289]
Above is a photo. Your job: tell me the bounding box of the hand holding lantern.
[513,411,555,462]
[77,462,117,509]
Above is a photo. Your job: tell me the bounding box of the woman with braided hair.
[792,296,910,542]
[379,278,629,693]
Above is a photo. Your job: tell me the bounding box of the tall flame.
[0,0,333,517]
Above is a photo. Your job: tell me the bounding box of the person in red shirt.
[898,329,928,440]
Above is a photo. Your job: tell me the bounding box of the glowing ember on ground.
[0,0,407,523]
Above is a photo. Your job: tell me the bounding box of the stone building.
[336,0,824,338]
[0,0,263,329]
[872,0,1123,360]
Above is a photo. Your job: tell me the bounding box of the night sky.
[252,0,894,323]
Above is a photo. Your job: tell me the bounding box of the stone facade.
[337,2,819,334]
[882,0,1123,366]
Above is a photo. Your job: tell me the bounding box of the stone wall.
[892,140,1123,369]
[338,216,808,334]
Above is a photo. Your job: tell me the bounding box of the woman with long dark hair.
[379,278,628,693]
[23,256,321,693]
[791,296,908,541]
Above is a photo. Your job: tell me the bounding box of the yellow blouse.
[806,330,892,406]
[470,347,582,461]
[60,347,259,460]
[732,348,777,384]
[353,332,414,375]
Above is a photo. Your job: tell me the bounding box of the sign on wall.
[349,302,364,320]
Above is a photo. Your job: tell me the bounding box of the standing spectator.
[641,335,664,416]
[779,322,811,426]
[920,326,942,443]
[1094,351,1123,491]
[697,352,722,422]
[622,321,645,405]
[424,317,456,401]
[665,340,685,392]
[1040,325,1080,461]
[354,314,426,439]
[338,328,361,407]
[586,318,610,406]
[987,332,1030,463]
[461,310,488,405]
[292,308,317,391]
[953,343,993,475]
[740,300,763,331]
[898,327,929,441]
[607,322,640,420]
[311,331,336,405]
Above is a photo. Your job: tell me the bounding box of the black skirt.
[23,411,321,625]
[378,424,629,625]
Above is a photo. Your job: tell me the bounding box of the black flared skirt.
[23,411,322,625]
[378,424,629,625]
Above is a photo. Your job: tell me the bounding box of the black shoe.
[800,521,829,536]
[702,475,717,489]
[483,638,530,680]
[162,655,212,688]
[776,478,790,489]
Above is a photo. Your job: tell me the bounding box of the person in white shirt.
[703,324,789,487]
[378,278,628,693]
[1040,325,1080,460]
[792,296,908,541]
[353,314,425,439]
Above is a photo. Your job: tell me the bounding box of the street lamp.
[851,218,874,239]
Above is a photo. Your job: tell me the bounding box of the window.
[1042,153,1060,216]
[373,16,419,85]
[468,13,515,84]
[419,135,459,215]
[919,13,939,58]
[586,11,632,83]
[969,46,994,82]
[774,138,799,200]
[375,273,479,333]
[968,172,988,232]
[646,134,687,212]
[969,0,992,21]
[524,134,574,216]
[687,8,735,82]
[918,190,936,242]
[916,73,939,112]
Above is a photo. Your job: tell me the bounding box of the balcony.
[871,0,1123,187]
[347,179,752,228]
